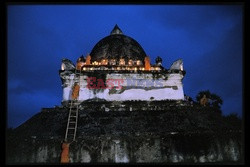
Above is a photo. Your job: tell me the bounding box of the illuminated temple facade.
[59,25,186,103]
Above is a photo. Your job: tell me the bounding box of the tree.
[196,90,223,109]
[210,93,223,109]
[224,113,242,130]
[196,90,211,105]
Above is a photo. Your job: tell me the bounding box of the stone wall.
[6,102,242,164]
[7,132,242,164]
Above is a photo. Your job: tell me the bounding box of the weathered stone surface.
[170,59,183,70]
[61,59,75,71]
[6,102,243,164]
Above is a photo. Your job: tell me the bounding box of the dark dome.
[90,25,147,62]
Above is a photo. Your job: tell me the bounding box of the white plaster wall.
[63,87,72,100]
[106,87,184,101]
[61,73,184,102]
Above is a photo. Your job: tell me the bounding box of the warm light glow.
[119,59,125,65]
[128,60,133,66]
[136,60,141,65]
[110,59,116,65]
[134,67,137,71]
[101,59,108,65]
[83,67,86,71]
[61,64,65,70]
[85,55,91,65]
[144,56,151,71]
[117,67,120,70]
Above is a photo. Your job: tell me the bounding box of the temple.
[6,25,242,164]
[59,24,186,104]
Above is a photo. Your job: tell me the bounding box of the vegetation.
[196,90,223,109]
[194,90,241,130]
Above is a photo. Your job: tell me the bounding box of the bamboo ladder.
[64,69,81,143]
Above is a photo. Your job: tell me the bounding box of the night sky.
[7,5,243,128]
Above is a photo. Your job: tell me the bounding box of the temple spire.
[110,24,123,35]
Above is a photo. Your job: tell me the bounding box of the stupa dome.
[90,24,147,63]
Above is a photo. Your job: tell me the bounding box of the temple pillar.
[144,56,151,71]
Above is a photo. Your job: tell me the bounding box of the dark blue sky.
[7,5,243,128]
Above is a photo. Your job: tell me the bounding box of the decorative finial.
[110,24,123,35]
[155,56,162,66]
